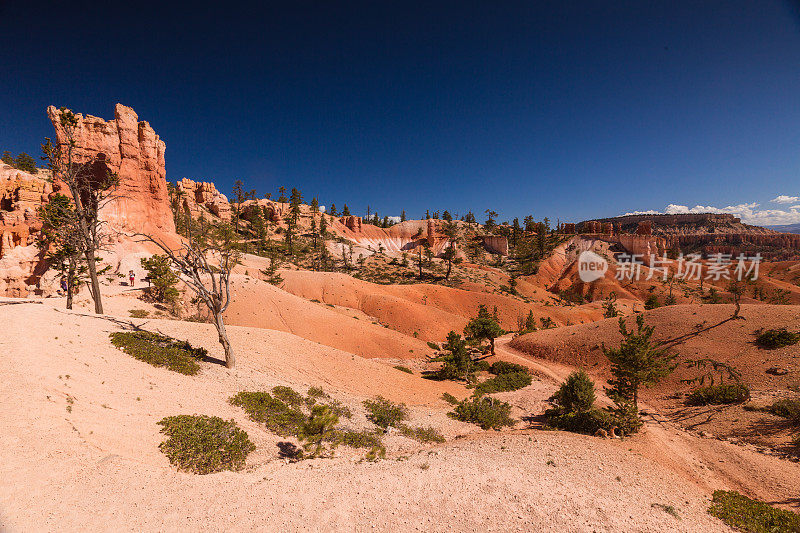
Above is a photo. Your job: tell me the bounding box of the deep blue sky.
[2,1,800,224]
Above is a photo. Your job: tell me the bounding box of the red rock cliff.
[47,104,175,236]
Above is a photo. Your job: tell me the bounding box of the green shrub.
[708,490,800,532]
[489,361,528,375]
[448,396,516,430]
[399,424,445,443]
[335,429,383,449]
[441,392,459,405]
[297,405,340,458]
[393,365,413,374]
[110,331,207,375]
[606,402,643,436]
[229,391,306,437]
[140,254,180,305]
[644,294,660,310]
[766,398,800,423]
[320,398,353,419]
[549,369,596,413]
[426,341,441,350]
[546,409,613,435]
[363,396,409,430]
[129,309,149,318]
[756,328,800,349]
[307,386,330,399]
[271,385,305,408]
[157,415,254,474]
[687,383,750,406]
[473,360,491,372]
[474,371,532,394]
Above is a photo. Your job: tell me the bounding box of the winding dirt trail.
[495,334,800,511]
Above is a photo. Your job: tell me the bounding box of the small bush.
[394,365,413,374]
[473,359,491,372]
[426,341,441,350]
[448,396,516,430]
[110,331,207,375]
[271,385,305,408]
[766,398,800,423]
[441,392,459,405]
[229,391,306,437]
[399,424,445,443]
[549,369,596,413]
[363,396,409,430]
[157,415,254,474]
[546,409,613,435]
[644,294,660,310]
[307,386,330,399]
[489,361,528,375]
[297,405,340,458]
[686,383,750,406]
[335,429,383,449]
[708,490,800,532]
[474,371,532,394]
[756,328,800,349]
[129,309,149,318]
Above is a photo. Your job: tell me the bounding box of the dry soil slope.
[0,301,730,532]
[276,269,604,341]
[509,303,800,391]
[224,274,432,359]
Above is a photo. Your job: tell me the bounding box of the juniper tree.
[139,222,240,368]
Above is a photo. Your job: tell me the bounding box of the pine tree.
[342,204,350,216]
[603,315,677,413]
[400,210,406,222]
[464,305,504,355]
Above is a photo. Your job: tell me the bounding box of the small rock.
[766,367,789,376]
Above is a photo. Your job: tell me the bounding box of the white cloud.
[771,195,799,204]
[624,201,800,226]
[386,216,402,224]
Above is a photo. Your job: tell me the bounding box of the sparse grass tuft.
[157,415,254,474]
[110,331,207,375]
[399,424,445,443]
[441,392,459,405]
[129,309,149,318]
[708,490,800,532]
[448,396,516,430]
[651,503,680,519]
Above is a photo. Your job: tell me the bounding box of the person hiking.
[129,270,135,287]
